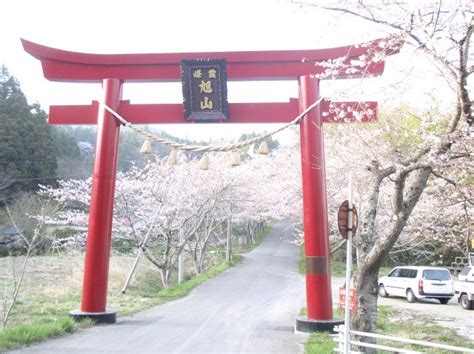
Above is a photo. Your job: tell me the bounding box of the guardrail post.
[336,325,345,353]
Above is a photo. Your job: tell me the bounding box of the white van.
[378,266,454,304]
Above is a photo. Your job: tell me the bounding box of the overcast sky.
[0,0,444,143]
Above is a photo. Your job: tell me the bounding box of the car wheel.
[378,284,388,298]
[406,289,416,303]
[438,298,449,305]
[460,294,474,310]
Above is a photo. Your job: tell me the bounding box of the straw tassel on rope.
[230,151,241,167]
[139,137,153,154]
[257,140,269,155]
[199,153,209,170]
[168,148,178,165]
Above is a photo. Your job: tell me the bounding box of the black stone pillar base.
[295,316,344,333]
[69,309,116,324]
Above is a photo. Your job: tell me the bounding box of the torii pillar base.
[295,316,344,333]
[69,310,117,324]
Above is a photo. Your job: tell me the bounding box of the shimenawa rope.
[100,97,324,153]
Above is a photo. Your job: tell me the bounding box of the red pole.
[298,75,333,321]
[72,78,122,323]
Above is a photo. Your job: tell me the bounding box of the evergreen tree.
[0,66,58,197]
[52,126,81,159]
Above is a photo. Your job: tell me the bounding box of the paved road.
[12,220,470,353]
[12,221,308,353]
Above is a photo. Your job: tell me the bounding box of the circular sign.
[337,200,358,239]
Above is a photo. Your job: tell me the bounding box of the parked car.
[378,266,454,304]
[454,266,474,310]
[454,279,474,310]
[457,265,474,282]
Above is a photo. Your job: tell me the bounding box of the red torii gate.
[23,38,400,331]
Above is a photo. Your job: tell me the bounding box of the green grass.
[375,305,474,352]
[157,256,242,302]
[299,244,306,275]
[301,306,340,354]
[305,332,337,354]
[304,305,474,353]
[331,260,346,277]
[0,317,75,350]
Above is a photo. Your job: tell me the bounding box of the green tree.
[52,127,81,159]
[63,126,96,145]
[0,66,58,196]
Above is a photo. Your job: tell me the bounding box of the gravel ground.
[332,277,474,342]
[379,295,474,340]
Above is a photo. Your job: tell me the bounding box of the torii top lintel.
[21,38,401,82]
[22,37,402,125]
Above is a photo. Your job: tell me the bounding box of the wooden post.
[70,78,122,323]
[296,75,343,332]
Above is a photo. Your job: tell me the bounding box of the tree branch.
[431,170,457,186]
[456,19,474,128]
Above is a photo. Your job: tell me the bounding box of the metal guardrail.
[333,325,474,353]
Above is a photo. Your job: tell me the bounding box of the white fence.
[333,325,474,353]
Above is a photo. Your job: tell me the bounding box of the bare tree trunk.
[178,230,184,283]
[191,250,200,275]
[195,261,203,275]
[246,222,251,245]
[226,217,232,262]
[352,166,432,351]
[352,268,379,340]
[159,268,170,288]
[197,248,206,274]
[247,221,256,245]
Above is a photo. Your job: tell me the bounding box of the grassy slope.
[0,225,270,350]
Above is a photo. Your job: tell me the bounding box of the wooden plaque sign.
[337,200,358,239]
[181,58,228,122]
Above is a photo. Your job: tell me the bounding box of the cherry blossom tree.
[40,147,304,287]
[292,0,473,341]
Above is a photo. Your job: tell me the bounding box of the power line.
[0,159,94,164]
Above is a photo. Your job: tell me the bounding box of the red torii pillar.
[22,38,401,329]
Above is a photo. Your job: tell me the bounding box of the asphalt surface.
[11,220,308,354]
